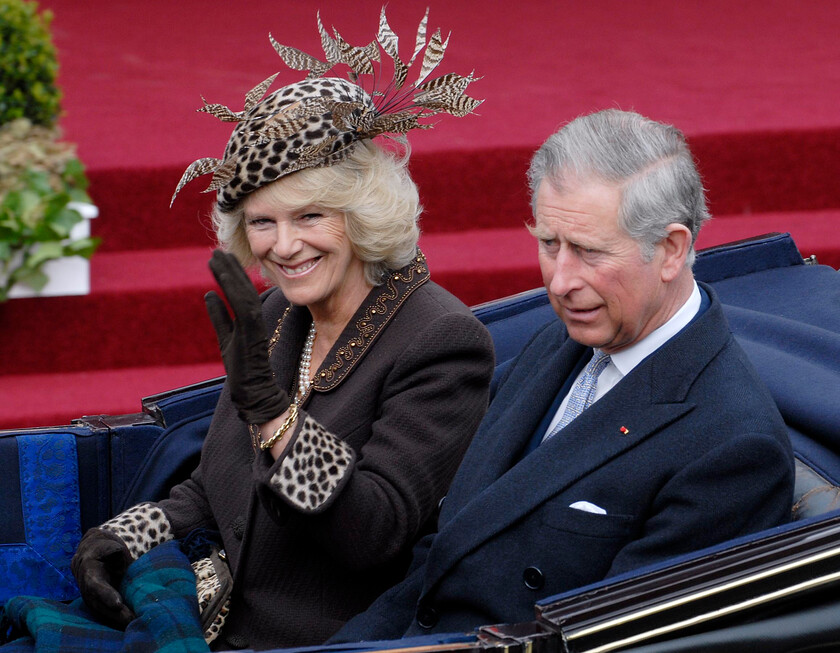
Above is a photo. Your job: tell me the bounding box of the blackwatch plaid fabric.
[0,541,209,653]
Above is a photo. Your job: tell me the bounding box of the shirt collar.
[608,281,701,377]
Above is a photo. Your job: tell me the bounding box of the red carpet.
[2,0,839,428]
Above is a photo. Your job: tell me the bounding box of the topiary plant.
[0,0,99,301]
[0,0,62,127]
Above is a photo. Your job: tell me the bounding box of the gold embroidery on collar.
[314,253,429,390]
[268,306,291,357]
[262,253,429,393]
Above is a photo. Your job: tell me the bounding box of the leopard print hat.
[172,8,482,210]
[207,76,373,212]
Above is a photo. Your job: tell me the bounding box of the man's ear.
[659,224,692,282]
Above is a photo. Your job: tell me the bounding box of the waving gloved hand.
[205,250,290,424]
[71,528,136,628]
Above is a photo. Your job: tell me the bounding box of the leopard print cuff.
[269,414,355,513]
[100,502,173,560]
[193,549,232,644]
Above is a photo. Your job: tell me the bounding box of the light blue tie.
[544,349,612,441]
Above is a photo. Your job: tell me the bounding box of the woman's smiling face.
[243,183,370,318]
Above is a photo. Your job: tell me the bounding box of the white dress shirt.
[543,281,702,439]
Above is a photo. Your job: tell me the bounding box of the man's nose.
[548,248,581,297]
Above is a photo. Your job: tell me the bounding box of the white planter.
[6,202,99,299]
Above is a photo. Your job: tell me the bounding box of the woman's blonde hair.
[211,140,421,286]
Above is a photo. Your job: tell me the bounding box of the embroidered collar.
[267,251,430,393]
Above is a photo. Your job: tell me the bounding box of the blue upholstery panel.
[473,289,554,366]
[713,263,840,484]
[148,378,224,426]
[0,437,25,544]
[0,433,82,603]
[108,423,165,519]
[0,232,835,623]
[692,231,803,283]
[117,409,216,511]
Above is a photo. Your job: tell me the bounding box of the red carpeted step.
[695,210,840,267]
[0,213,835,430]
[87,129,840,254]
[2,214,836,381]
[0,235,542,377]
[0,363,225,430]
[87,148,534,253]
[0,248,223,376]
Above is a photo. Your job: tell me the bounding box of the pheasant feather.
[172,7,481,210]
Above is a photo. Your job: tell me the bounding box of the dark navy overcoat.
[334,282,794,641]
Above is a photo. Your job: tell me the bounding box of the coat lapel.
[423,380,692,593]
[422,290,732,594]
[439,328,586,515]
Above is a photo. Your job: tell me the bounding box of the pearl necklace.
[297,322,317,401]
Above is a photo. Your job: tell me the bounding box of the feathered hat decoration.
[171,7,481,210]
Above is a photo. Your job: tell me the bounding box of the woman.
[70,10,494,651]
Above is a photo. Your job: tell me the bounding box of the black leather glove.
[205,250,290,424]
[71,528,136,628]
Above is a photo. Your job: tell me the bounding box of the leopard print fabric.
[216,77,373,211]
[100,502,173,560]
[270,414,356,512]
[193,556,230,644]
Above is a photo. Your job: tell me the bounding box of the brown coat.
[159,256,495,650]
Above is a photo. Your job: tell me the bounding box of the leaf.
[24,240,62,268]
[63,236,100,259]
[24,170,52,195]
[12,190,42,228]
[11,266,49,292]
[62,158,89,190]
[43,204,82,239]
[68,187,92,203]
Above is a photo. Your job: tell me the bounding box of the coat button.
[224,633,249,649]
[231,515,245,540]
[416,602,439,629]
[523,566,545,590]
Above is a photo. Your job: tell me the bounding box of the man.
[333,109,794,641]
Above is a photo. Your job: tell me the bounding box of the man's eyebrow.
[527,223,553,239]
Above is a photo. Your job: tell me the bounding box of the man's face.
[533,179,674,354]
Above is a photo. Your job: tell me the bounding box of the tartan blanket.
[0,540,209,653]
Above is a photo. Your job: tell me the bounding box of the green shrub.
[0,2,98,300]
[0,120,98,301]
[0,0,62,126]
[0,165,98,301]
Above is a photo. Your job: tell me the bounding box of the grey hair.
[212,140,421,286]
[527,109,710,267]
